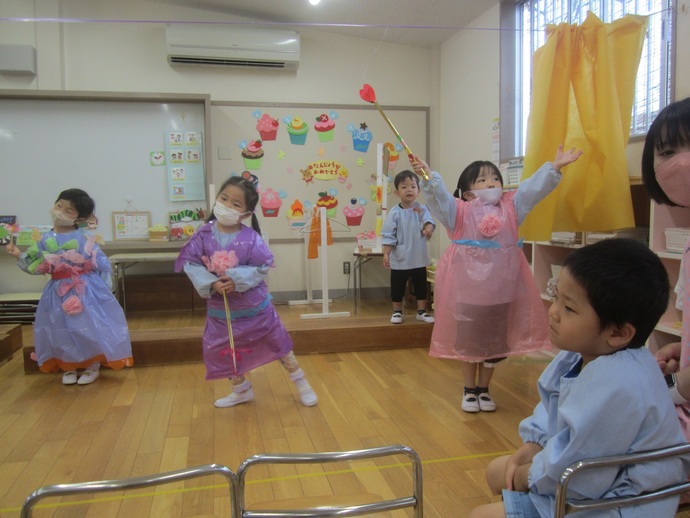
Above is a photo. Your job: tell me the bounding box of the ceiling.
[152,0,501,49]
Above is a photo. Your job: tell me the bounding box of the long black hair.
[208,176,262,234]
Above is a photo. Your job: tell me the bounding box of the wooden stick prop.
[222,291,238,372]
[359,84,429,181]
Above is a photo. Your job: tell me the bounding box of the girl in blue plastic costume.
[176,176,318,408]
[6,188,132,385]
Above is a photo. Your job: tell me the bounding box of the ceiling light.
[309,0,321,5]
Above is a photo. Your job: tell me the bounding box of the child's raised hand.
[553,144,583,172]
[410,155,431,179]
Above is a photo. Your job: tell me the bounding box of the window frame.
[499,0,676,160]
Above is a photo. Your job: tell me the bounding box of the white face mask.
[469,188,502,205]
[51,208,76,227]
[213,202,247,227]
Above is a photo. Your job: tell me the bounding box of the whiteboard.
[210,102,429,239]
[0,93,209,242]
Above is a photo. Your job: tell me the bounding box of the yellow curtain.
[520,12,648,241]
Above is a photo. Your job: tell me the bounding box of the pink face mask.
[656,152,690,207]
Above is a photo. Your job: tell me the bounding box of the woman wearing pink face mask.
[642,98,690,443]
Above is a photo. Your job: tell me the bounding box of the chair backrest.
[20,463,237,518]
[236,444,423,517]
[554,443,690,518]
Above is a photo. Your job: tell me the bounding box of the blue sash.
[452,238,524,248]
[208,295,271,321]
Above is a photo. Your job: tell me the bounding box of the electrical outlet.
[343,261,351,275]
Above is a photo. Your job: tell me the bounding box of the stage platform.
[21,298,433,374]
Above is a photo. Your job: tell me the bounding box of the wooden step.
[0,324,23,363]
[21,317,432,374]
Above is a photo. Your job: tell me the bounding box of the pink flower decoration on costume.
[62,295,83,315]
[202,250,239,276]
[478,214,502,237]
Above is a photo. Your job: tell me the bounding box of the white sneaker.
[62,371,78,385]
[77,369,100,385]
[298,385,318,406]
[461,389,480,413]
[477,390,496,412]
[416,312,435,323]
[215,388,255,408]
[390,312,403,324]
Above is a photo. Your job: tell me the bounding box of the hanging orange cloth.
[520,13,648,241]
[307,210,333,259]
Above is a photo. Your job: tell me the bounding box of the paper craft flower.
[202,250,239,277]
[478,214,503,237]
[62,295,83,316]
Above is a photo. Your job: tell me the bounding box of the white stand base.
[300,311,351,320]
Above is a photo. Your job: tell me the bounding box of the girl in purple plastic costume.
[6,188,133,385]
[176,176,318,408]
[411,147,582,413]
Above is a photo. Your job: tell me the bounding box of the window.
[508,0,674,157]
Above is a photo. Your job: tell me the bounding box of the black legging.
[390,267,428,303]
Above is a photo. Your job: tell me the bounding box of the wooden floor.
[2,300,686,517]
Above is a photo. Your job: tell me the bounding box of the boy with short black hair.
[381,169,435,325]
[469,238,690,518]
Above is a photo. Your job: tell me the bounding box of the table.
[352,248,383,315]
[109,252,180,313]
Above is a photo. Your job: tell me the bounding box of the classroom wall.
[3,1,688,298]
[0,0,439,297]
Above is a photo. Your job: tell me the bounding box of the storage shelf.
[655,322,682,337]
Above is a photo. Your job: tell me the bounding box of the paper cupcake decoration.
[286,199,309,230]
[316,191,338,218]
[314,114,335,142]
[384,142,400,171]
[240,140,264,170]
[284,116,309,145]
[260,188,282,217]
[349,122,372,153]
[255,113,279,141]
[343,197,367,226]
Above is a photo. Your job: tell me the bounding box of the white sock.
[232,379,252,394]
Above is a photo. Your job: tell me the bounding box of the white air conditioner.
[166,25,300,70]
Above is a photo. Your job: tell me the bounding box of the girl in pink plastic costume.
[6,188,133,385]
[175,176,318,408]
[411,147,582,413]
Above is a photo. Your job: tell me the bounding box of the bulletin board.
[0,91,211,243]
[210,101,429,239]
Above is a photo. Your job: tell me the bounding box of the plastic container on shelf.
[664,228,690,253]
[584,227,649,245]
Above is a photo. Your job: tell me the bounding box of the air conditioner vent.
[169,56,289,69]
[166,25,300,71]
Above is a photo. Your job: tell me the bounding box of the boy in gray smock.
[381,170,435,324]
